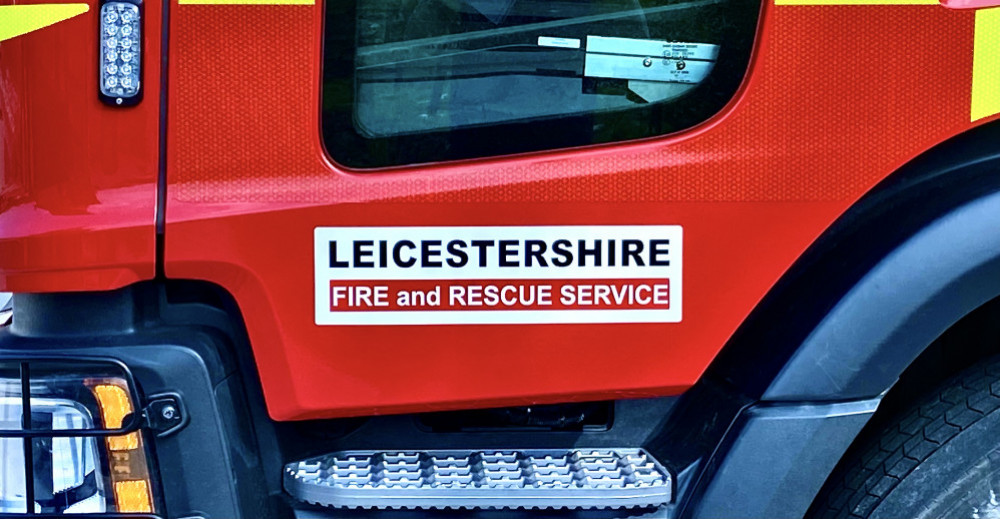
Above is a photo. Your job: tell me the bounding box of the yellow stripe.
[775,0,935,5]
[178,0,314,5]
[0,4,89,42]
[972,8,1000,121]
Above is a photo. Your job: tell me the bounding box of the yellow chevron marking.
[178,0,313,5]
[0,4,89,42]
[972,7,1000,121]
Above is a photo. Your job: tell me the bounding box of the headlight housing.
[0,360,157,515]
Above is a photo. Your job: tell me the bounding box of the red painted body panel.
[0,0,161,292]
[164,1,987,420]
[1,0,993,421]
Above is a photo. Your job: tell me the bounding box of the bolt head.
[161,405,177,420]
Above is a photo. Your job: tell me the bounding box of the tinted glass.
[323,0,760,167]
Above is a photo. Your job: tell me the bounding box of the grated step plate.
[284,448,672,510]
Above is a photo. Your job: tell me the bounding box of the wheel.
[811,356,1000,519]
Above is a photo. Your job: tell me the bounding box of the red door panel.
[156,1,985,420]
[0,0,161,292]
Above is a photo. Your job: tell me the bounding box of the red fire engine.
[1,0,999,515]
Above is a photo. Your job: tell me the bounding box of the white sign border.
[314,225,683,326]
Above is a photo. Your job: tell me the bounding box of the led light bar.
[99,0,142,106]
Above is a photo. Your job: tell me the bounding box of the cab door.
[163,0,982,420]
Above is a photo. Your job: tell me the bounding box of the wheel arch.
[708,119,1000,402]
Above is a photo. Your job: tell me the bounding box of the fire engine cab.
[1,0,1000,516]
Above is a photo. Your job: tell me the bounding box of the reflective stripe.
[0,4,89,42]
[972,8,1000,120]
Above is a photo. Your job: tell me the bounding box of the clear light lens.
[0,399,107,514]
[99,2,140,100]
[0,370,21,431]
[0,362,155,514]
[0,437,29,513]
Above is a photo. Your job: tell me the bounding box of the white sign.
[314,226,682,325]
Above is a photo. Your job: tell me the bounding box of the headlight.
[0,360,156,514]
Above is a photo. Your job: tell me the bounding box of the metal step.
[284,448,672,510]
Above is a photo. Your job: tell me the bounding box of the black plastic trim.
[0,288,277,519]
[765,189,1000,400]
[682,398,880,519]
[144,392,187,437]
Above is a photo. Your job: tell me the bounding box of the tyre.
[811,356,1000,519]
